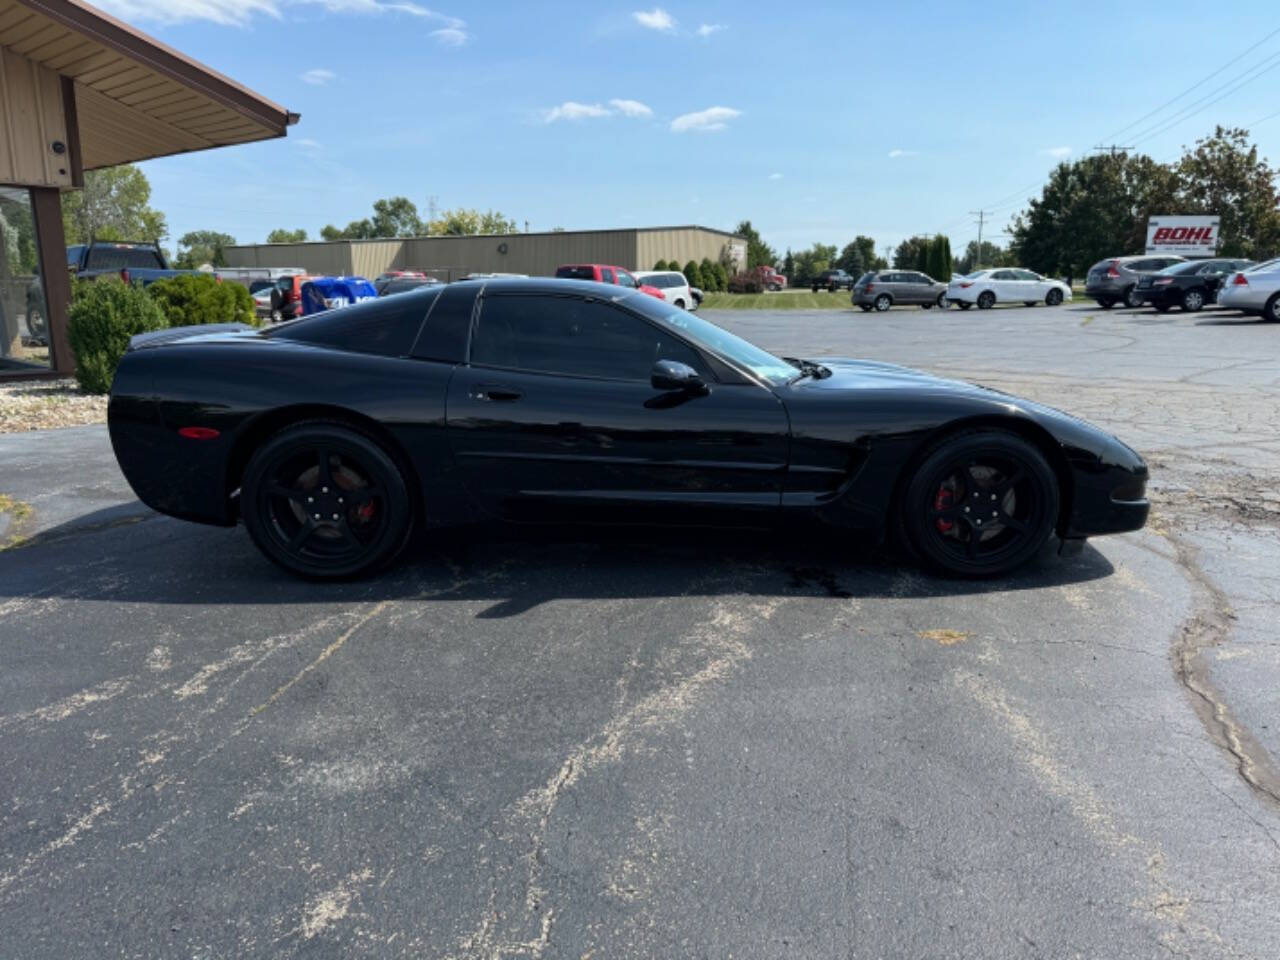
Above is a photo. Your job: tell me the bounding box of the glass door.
[1,187,50,374]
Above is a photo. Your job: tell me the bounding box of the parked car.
[377,276,442,297]
[299,276,377,316]
[634,270,696,310]
[946,269,1072,311]
[374,270,429,285]
[811,269,855,293]
[1216,259,1280,321]
[269,275,312,322]
[554,264,665,300]
[107,277,1149,581]
[1085,255,1186,309]
[1133,258,1256,313]
[853,271,951,311]
[249,279,278,321]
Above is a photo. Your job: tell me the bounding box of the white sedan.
[947,268,1072,310]
[1216,259,1280,321]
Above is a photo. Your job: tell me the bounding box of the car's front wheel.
[1124,285,1142,309]
[977,291,996,310]
[1265,293,1280,323]
[1182,289,1205,312]
[874,294,891,312]
[936,293,950,309]
[901,430,1059,577]
[1045,288,1063,306]
[242,422,414,579]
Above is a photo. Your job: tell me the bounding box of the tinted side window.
[472,295,704,381]
[273,288,437,357]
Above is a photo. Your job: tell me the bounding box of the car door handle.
[472,384,523,402]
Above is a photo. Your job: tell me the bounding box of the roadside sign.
[1146,216,1220,256]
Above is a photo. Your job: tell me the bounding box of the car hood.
[803,357,1006,397]
[128,323,260,351]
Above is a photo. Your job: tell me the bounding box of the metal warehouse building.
[223,226,747,281]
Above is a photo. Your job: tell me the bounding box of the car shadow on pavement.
[0,503,1117,617]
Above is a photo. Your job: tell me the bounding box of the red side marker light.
[178,426,220,440]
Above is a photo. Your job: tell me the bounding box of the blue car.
[299,276,378,316]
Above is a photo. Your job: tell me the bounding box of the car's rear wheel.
[242,423,413,580]
[874,294,891,312]
[957,301,972,311]
[902,430,1059,577]
[977,291,996,310]
[1124,285,1141,309]
[859,304,873,312]
[1045,288,1063,306]
[1182,289,1205,312]
[674,299,686,310]
[1266,293,1280,323]
[937,293,950,309]
[921,302,933,310]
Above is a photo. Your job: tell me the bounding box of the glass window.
[555,265,595,280]
[1,188,50,374]
[615,270,637,288]
[1016,270,1040,281]
[471,294,705,381]
[82,243,165,271]
[270,287,436,357]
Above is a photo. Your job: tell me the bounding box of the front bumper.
[1062,437,1150,538]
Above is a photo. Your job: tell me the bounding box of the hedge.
[66,279,166,394]
[147,273,256,329]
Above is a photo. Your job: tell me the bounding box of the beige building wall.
[225,227,746,280]
[0,47,71,189]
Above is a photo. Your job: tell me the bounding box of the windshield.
[625,293,797,384]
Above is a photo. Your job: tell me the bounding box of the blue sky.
[101,0,1280,258]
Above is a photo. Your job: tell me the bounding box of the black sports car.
[107,278,1149,580]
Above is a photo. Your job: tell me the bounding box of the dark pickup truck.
[26,242,199,343]
[810,268,856,293]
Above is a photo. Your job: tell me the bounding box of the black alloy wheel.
[242,423,413,579]
[1045,288,1063,306]
[902,430,1059,577]
[1181,288,1205,312]
[977,291,996,310]
[874,294,892,312]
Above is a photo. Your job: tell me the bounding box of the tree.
[782,248,795,280]
[892,236,929,270]
[915,241,929,273]
[682,259,703,289]
[428,208,518,236]
[699,257,717,291]
[1175,126,1280,259]
[734,220,777,270]
[955,240,1011,274]
[371,196,425,237]
[61,165,167,245]
[654,258,668,270]
[173,230,235,269]
[712,262,729,291]
[835,241,865,276]
[266,228,308,244]
[791,243,838,285]
[925,234,952,281]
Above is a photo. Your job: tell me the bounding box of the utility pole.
[427,195,439,221]
[970,210,989,269]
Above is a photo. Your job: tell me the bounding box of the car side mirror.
[651,359,707,394]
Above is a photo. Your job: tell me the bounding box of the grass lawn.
[700,289,853,310]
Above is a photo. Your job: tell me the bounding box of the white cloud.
[543,101,612,123]
[300,68,335,85]
[696,23,724,36]
[768,172,783,180]
[1041,146,1072,158]
[430,26,469,45]
[632,7,674,30]
[609,98,653,118]
[887,148,919,158]
[295,138,322,148]
[670,106,741,133]
[91,0,467,29]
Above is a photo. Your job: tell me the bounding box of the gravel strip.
[0,379,106,433]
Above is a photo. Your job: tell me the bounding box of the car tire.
[1156,303,1172,313]
[874,294,892,312]
[977,291,996,310]
[1266,293,1280,323]
[921,302,933,310]
[859,304,873,312]
[901,429,1059,578]
[1045,288,1063,307]
[1124,285,1142,309]
[957,302,972,311]
[811,285,819,294]
[1023,301,1036,307]
[270,308,284,323]
[241,422,414,580]
[937,293,950,309]
[1097,298,1113,309]
[674,299,686,310]
[1181,288,1205,313]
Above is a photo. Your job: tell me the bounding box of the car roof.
[458,276,642,298]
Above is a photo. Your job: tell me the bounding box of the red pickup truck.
[554,264,666,300]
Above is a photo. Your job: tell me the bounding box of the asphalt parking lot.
[2,298,1279,958]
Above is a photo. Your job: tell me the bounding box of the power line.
[1098,24,1280,143]
[1128,48,1280,147]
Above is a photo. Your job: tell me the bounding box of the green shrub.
[713,262,729,291]
[682,260,703,289]
[653,258,668,271]
[147,273,256,329]
[699,257,716,290]
[67,279,167,394]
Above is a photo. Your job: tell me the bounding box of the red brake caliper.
[934,486,954,533]
[356,500,376,522]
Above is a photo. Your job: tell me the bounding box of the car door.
[446,291,791,522]
[1015,269,1046,300]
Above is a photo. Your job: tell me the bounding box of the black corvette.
[107,278,1149,579]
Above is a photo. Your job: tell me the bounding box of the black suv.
[811,269,855,293]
